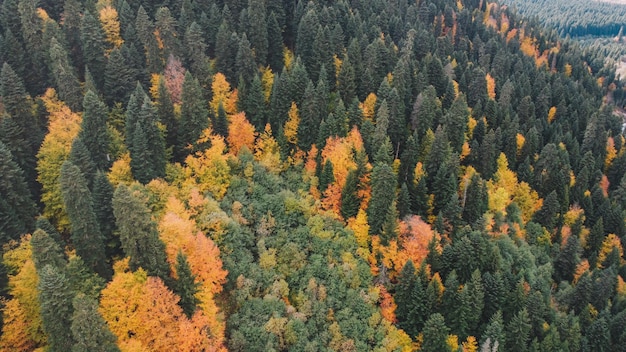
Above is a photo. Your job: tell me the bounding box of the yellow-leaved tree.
[37,89,82,232]
[0,235,46,351]
[183,129,231,200]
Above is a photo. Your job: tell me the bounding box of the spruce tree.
[112,184,170,281]
[39,264,75,352]
[104,47,135,106]
[368,148,398,236]
[30,229,66,272]
[60,161,111,279]
[236,34,257,85]
[297,81,319,151]
[35,216,64,246]
[174,251,200,318]
[155,76,177,153]
[239,74,265,130]
[0,140,37,241]
[422,313,451,352]
[79,91,111,171]
[266,12,283,72]
[177,72,208,160]
[340,168,360,219]
[68,138,97,187]
[71,294,120,352]
[214,101,229,138]
[48,38,82,111]
[92,172,119,258]
[1,63,41,151]
[81,10,106,90]
[247,0,268,66]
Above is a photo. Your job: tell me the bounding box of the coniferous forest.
[1,0,626,351]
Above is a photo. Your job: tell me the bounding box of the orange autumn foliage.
[227,112,257,155]
[486,74,496,100]
[396,216,439,270]
[100,260,226,352]
[378,285,397,323]
[320,127,366,212]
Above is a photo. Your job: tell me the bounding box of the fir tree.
[177,72,207,158]
[92,172,119,258]
[79,91,111,171]
[60,161,111,279]
[68,138,97,187]
[0,140,37,241]
[214,101,229,138]
[422,313,452,352]
[71,294,120,352]
[39,265,75,352]
[368,149,398,237]
[48,38,82,111]
[81,10,106,90]
[174,251,200,318]
[340,168,360,220]
[104,47,135,106]
[112,184,170,282]
[30,229,66,272]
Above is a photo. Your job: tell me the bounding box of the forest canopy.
[0,0,626,351]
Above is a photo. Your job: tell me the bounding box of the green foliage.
[38,265,74,352]
[112,184,170,281]
[71,294,120,352]
[174,251,199,318]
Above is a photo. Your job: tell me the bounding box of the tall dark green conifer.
[71,294,120,352]
[104,47,135,106]
[68,137,97,187]
[174,251,200,318]
[112,184,170,281]
[30,229,66,271]
[80,91,111,170]
[48,37,82,111]
[177,72,208,160]
[60,161,111,279]
[0,140,37,241]
[39,264,75,352]
[81,11,106,89]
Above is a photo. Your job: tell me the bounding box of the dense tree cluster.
[0,0,626,350]
[501,0,626,37]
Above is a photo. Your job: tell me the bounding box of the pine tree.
[0,140,37,241]
[422,313,452,352]
[177,72,208,160]
[38,264,75,352]
[1,63,41,151]
[92,172,119,258]
[48,38,82,111]
[214,101,229,138]
[30,229,66,272]
[174,251,200,318]
[104,47,135,106]
[112,184,170,281]
[68,138,97,187]
[236,34,257,85]
[247,0,268,66]
[239,74,265,130]
[266,12,283,72]
[368,150,398,236]
[154,76,177,155]
[60,161,111,279]
[81,10,106,90]
[340,168,360,219]
[80,91,111,171]
[71,294,120,352]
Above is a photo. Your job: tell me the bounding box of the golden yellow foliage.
[150,74,162,100]
[564,63,573,77]
[184,130,231,200]
[227,112,257,155]
[447,335,459,351]
[37,89,82,232]
[210,73,237,114]
[360,93,377,122]
[283,48,294,71]
[462,336,479,352]
[99,6,124,51]
[547,106,557,123]
[573,260,589,284]
[261,67,274,102]
[255,124,282,172]
[516,133,526,156]
[486,73,496,100]
[597,234,624,268]
[284,102,300,146]
[108,153,135,186]
[606,137,617,171]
